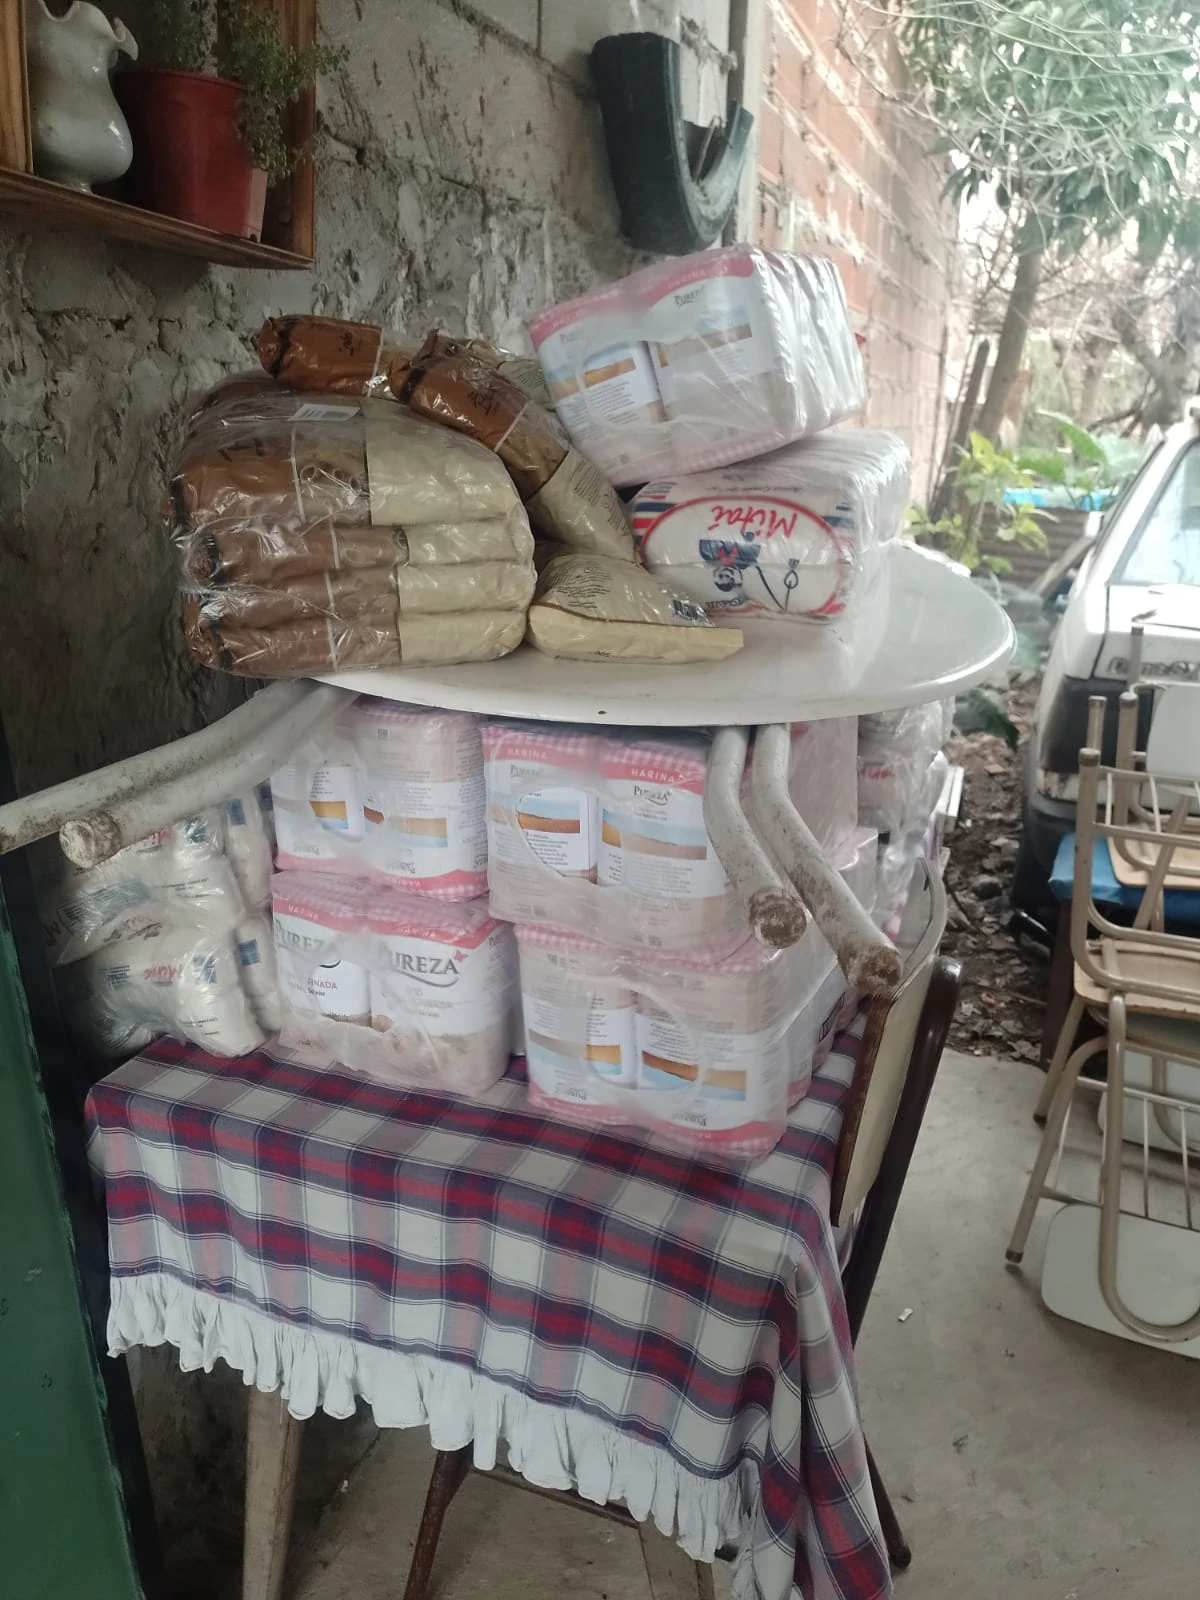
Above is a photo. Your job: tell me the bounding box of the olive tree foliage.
[896,0,1200,440]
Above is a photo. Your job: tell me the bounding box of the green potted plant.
[117,0,344,240]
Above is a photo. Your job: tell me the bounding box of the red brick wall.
[751,0,952,495]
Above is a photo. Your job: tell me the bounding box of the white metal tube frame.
[749,724,902,995]
[0,681,354,867]
[0,697,898,999]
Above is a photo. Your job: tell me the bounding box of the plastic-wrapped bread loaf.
[256,316,553,408]
[256,315,415,396]
[390,333,636,562]
[526,551,743,664]
[170,382,537,677]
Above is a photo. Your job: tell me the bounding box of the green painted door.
[0,898,144,1600]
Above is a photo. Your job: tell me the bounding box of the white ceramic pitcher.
[26,0,139,192]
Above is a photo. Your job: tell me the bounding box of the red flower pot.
[116,69,267,240]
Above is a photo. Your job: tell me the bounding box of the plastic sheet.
[526,551,744,663]
[171,382,535,677]
[631,431,909,679]
[272,871,516,1096]
[392,333,636,561]
[781,718,860,855]
[527,248,866,487]
[271,695,488,900]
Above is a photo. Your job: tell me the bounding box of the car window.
[1114,440,1200,586]
[1093,441,1161,554]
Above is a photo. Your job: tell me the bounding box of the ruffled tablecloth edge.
[109,1271,765,1596]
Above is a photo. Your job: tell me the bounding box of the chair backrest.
[1073,750,1200,1002]
[1146,683,1200,782]
[831,859,948,1226]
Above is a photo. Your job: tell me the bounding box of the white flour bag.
[353,699,487,899]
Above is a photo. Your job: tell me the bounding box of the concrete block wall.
[0,0,727,795]
[751,0,952,493]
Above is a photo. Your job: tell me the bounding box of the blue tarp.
[1050,834,1200,928]
[1003,488,1112,511]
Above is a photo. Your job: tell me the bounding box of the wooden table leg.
[637,1522,716,1600]
[244,1388,304,1600]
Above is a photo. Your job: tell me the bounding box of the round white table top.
[318,544,1015,726]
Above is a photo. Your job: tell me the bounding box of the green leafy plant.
[152,0,347,184]
[901,1,1200,443]
[1033,412,1143,498]
[218,0,347,184]
[909,432,1047,573]
[153,0,212,73]
[954,686,1020,750]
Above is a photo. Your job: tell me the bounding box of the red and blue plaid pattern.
[86,1016,890,1600]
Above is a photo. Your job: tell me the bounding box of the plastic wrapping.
[527,248,866,487]
[857,700,950,839]
[515,831,870,1157]
[256,315,415,396]
[526,551,744,663]
[782,718,860,855]
[41,795,280,1056]
[256,317,553,409]
[874,773,946,940]
[392,333,636,562]
[484,718,865,954]
[631,430,909,674]
[271,695,488,900]
[171,382,535,677]
[272,871,516,1095]
[484,722,747,953]
[57,921,270,1059]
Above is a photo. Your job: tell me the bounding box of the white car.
[1015,406,1200,910]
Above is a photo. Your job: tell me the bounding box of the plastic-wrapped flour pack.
[39,810,243,965]
[527,248,866,486]
[272,871,516,1096]
[516,919,850,1161]
[271,695,488,900]
[631,429,910,673]
[483,721,749,954]
[58,922,266,1058]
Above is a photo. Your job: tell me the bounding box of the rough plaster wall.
[0,0,728,1567]
[753,0,953,495]
[0,0,731,798]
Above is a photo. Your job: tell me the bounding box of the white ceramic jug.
[26,0,138,192]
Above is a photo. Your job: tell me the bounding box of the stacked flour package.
[527,246,912,673]
[42,794,279,1059]
[267,695,516,1095]
[483,715,878,1159]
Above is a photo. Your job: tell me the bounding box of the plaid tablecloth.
[86,1015,890,1600]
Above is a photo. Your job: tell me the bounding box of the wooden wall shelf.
[0,1,315,270]
[0,166,312,268]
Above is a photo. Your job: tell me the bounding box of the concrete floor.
[285,1054,1200,1599]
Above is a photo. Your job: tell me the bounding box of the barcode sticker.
[290,402,361,422]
